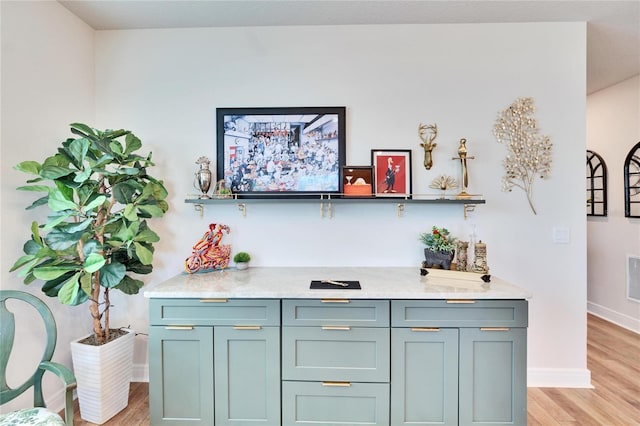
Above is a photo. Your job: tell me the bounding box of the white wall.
[0,1,95,413]
[1,6,590,416]
[96,22,588,387]
[587,75,640,332]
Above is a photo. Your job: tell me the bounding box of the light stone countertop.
[144,267,532,300]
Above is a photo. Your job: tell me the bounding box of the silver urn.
[194,156,212,199]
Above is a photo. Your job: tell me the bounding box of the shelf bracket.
[397,203,405,218]
[194,203,204,218]
[463,204,476,220]
[237,203,246,218]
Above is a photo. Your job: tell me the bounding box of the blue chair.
[0,290,76,426]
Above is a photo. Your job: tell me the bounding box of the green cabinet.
[149,299,280,426]
[149,325,214,426]
[281,299,390,426]
[391,327,459,425]
[391,300,528,426]
[459,327,527,425]
[149,297,528,426]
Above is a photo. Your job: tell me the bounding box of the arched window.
[586,150,607,216]
[624,141,640,218]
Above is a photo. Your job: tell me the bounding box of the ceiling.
[59,0,640,95]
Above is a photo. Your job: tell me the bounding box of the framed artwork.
[216,106,346,197]
[342,166,374,197]
[371,149,412,198]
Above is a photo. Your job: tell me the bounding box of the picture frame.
[371,149,412,198]
[216,106,346,198]
[342,166,374,197]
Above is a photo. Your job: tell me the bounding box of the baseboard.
[132,363,149,382]
[587,301,640,333]
[527,368,592,388]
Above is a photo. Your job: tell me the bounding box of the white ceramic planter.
[70,329,135,425]
[236,262,249,270]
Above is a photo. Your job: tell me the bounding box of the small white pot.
[70,329,135,425]
[236,262,249,270]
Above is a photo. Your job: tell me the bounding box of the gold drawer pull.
[320,299,350,303]
[446,300,476,304]
[480,327,510,331]
[411,327,440,332]
[322,381,351,387]
[200,298,228,303]
[321,326,351,331]
[233,325,262,330]
[165,325,194,330]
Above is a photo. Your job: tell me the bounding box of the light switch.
[552,227,570,244]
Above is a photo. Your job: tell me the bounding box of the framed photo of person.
[371,149,412,198]
[216,106,346,198]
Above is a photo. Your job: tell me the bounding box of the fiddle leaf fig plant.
[10,123,168,345]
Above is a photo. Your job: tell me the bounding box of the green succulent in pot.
[9,123,168,345]
[419,226,457,253]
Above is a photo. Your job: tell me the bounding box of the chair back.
[0,290,58,405]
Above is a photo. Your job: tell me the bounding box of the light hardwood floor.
[68,314,640,425]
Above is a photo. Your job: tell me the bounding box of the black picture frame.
[371,149,412,198]
[342,166,374,198]
[216,107,346,198]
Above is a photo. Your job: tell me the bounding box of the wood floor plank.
[63,313,640,425]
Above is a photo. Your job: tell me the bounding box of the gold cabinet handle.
[321,326,351,331]
[320,299,350,303]
[322,381,351,387]
[480,327,510,331]
[165,325,194,330]
[446,300,476,304]
[411,327,440,332]
[232,325,262,330]
[200,298,228,303]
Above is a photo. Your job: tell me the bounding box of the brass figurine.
[452,138,475,199]
[194,156,212,199]
[418,123,438,170]
[429,175,458,199]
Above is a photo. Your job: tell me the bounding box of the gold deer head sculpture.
[418,123,438,170]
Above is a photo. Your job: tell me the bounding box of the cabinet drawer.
[149,298,280,326]
[282,326,390,382]
[391,299,528,328]
[282,299,389,327]
[282,381,389,426]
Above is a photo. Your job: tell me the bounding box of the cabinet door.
[459,328,527,426]
[214,326,280,425]
[391,327,459,425]
[149,325,213,426]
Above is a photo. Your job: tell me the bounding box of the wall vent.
[628,255,640,303]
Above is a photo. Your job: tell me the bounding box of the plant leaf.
[9,255,36,272]
[70,123,97,138]
[134,228,160,243]
[99,261,126,288]
[15,161,42,175]
[44,229,83,250]
[57,273,86,305]
[83,195,107,211]
[48,190,77,211]
[43,211,73,230]
[40,165,74,179]
[123,204,138,221]
[124,134,142,155]
[33,265,79,281]
[112,181,138,204]
[82,239,102,257]
[16,185,51,193]
[84,253,106,273]
[114,275,144,295]
[138,204,165,217]
[68,137,90,165]
[79,272,92,296]
[133,241,153,265]
[26,196,49,210]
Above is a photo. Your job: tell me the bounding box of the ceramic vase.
[70,329,135,424]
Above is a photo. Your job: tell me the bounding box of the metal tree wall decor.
[493,97,552,215]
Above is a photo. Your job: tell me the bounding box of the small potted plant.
[419,226,457,270]
[233,251,251,270]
